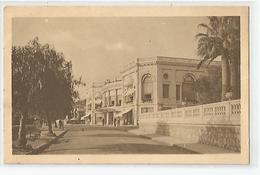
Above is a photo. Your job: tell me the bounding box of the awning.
[116,108,133,117]
[81,116,86,120]
[96,107,119,112]
[83,114,91,119]
[124,88,135,96]
[95,98,102,104]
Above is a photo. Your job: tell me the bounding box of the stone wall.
[198,125,240,152]
[139,122,240,152]
[138,100,241,152]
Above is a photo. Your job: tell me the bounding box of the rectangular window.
[176,84,181,101]
[125,95,133,104]
[117,88,122,95]
[163,84,170,98]
[111,100,115,106]
[110,90,116,96]
[141,107,154,113]
[104,97,107,107]
[143,94,152,101]
[141,108,147,113]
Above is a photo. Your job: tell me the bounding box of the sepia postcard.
[4,6,249,164]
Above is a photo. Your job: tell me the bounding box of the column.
[108,90,111,106]
[106,112,109,125]
[115,89,118,106]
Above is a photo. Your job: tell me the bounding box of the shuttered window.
[176,84,181,101]
[163,84,169,98]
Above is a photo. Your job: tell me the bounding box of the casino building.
[85,56,220,126]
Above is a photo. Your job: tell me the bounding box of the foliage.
[193,69,222,104]
[12,37,84,144]
[196,16,240,100]
[196,16,240,68]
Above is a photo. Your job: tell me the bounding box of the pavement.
[27,129,68,155]
[13,125,236,155]
[13,128,68,155]
[40,125,197,154]
[128,129,237,154]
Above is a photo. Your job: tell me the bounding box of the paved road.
[41,126,195,154]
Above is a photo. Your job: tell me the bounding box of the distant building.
[86,56,220,126]
[86,80,122,125]
[76,99,86,119]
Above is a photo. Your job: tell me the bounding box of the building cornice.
[121,56,220,73]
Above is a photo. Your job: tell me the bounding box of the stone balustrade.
[138,100,241,152]
[139,99,241,126]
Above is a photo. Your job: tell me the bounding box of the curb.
[26,129,69,155]
[137,134,153,139]
[171,144,200,154]
[129,131,200,154]
[127,131,152,139]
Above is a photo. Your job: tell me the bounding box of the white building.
[86,56,220,126]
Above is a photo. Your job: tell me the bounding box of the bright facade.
[85,56,220,126]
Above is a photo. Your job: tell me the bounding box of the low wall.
[139,100,241,152]
[12,125,41,141]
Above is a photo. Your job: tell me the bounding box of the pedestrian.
[114,118,116,127]
[117,119,120,127]
[61,120,64,130]
[40,119,43,127]
[55,120,58,128]
[115,119,118,127]
[59,120,62,129]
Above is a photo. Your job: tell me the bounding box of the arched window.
[182,74,196,103]
[94,92,102,109]
[142,74,153,102]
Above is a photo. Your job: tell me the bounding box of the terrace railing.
[139,99,241,125]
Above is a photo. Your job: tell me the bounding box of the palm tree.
[196,17,229,100]
[225,17,240,99]
[196,16,240,100]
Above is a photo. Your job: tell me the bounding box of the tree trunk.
[16,110,27,148]
[237,62,241,98]
[221,56,230,101]
[230,55,240,99]
[47,118,54,136]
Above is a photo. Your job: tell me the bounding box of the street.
[41,125,195,154]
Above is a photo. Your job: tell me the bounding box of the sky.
[12,17,207,98]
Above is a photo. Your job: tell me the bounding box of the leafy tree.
[12,37,83,147]
[196,16,240,100]
[36,57,83,135]
[12,39,45,148]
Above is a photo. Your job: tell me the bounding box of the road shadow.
[87,133,145,139]
[53,138,70,144]
[87,143,198,154]
[65,125,139,132]
[42,143,198,154]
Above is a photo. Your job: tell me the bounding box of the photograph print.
[4,6,249,164]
